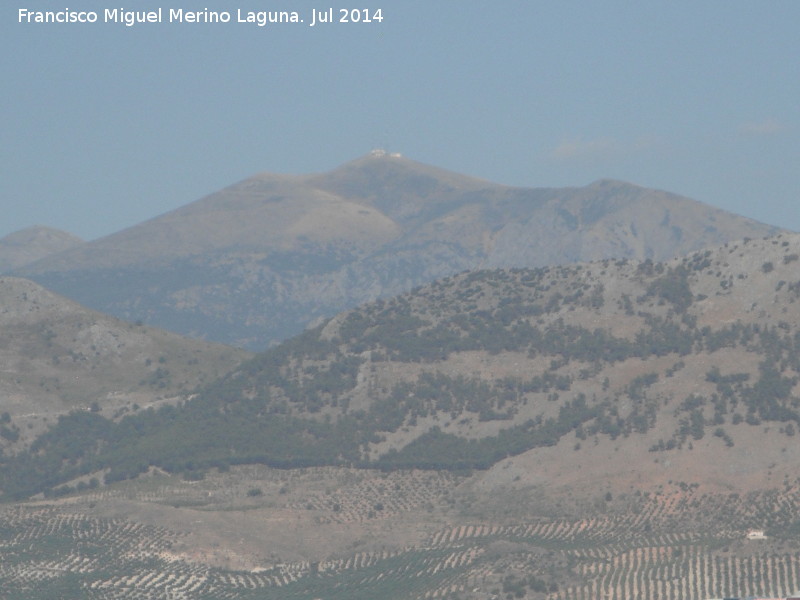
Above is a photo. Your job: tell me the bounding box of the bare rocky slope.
[18,154,782,349]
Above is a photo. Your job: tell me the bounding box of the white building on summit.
[746,529,767,540]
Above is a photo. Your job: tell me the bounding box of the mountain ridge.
[17,155,784,349]
[0,225,83,273]
[6,231,799,499]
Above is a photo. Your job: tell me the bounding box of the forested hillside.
[3,233,799,501]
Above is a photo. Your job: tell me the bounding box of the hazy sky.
[2,1,798,240]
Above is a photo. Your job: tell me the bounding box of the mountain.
[18,154,782,349]
[6,231,800,494]
[0,276,248,454]
[0,226,83,273]
[2,233,800,599]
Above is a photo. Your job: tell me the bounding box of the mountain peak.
[0,225,83,248]
[586,178,639,189]
[0,226,83,273]
[310,154,493,208]
[18,158,783,349]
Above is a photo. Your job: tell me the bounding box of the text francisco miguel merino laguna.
[17,7,385,27]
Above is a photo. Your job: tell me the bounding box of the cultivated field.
[3,466,800,599]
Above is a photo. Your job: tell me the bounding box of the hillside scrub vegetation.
[2,233,800,500]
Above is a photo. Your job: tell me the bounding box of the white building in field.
[746,529,767,540]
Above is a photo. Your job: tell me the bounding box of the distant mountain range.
[12,154,783,349]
